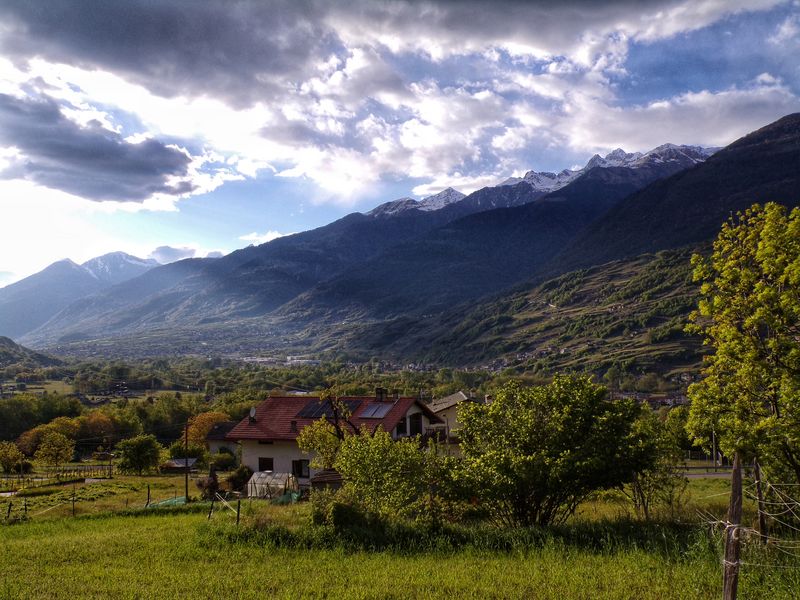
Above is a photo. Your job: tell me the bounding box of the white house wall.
[240,440,317,483]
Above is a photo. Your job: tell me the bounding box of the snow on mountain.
[499,144,719,193]
[417,187,466,211]
[364,142,718,218]
[81,252,159,285]
[366,197,419,218]
[366,188,465,218]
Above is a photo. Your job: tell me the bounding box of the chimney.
[392,389,400,401]
[375,387,386,401]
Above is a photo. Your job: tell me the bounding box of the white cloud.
[770,13,800,45]
[0,0,794,208]
[239,231,293,245]
[557,77,800,152]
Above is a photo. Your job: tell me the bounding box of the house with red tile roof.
[226,388,442,486]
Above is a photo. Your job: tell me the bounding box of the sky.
[0,0,799,285]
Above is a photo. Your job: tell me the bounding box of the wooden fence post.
[236,499,241,526]
[723,453,743,600]
[207,497,215,520]
[753,460,767,544]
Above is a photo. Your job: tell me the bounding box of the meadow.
[1,477,798,599]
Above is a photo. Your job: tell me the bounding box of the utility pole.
[723,453,742,600]
[184,422,189,503]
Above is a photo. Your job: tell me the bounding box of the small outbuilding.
[160,457,198,474]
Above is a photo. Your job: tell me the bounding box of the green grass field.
[0,476,797,599]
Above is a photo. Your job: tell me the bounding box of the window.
[292,459,310,478]
[396,417,407,436]
[409,413,423,436]
[258,457,274,472]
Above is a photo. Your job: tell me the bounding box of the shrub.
[226,465,253,492]
[210,452,236,471]
[459,376,650,526]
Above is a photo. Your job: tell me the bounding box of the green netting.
[270,491,300,505]
[149,496,187,507]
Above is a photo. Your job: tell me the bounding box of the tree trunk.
[723,453,743,600]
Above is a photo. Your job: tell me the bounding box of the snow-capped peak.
[366,197,418,218]
[418,187,466,211]
[366,188,466,217]
[81,252,159,285]
[498,168,581,192]
[498,143,719,193]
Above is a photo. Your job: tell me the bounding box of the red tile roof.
[226,395,442,442]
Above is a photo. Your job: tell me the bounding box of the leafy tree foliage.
[333,427,458,521]
[459,376,647,526]
[624,409,687,520]
[687,203,800,482]
[116,434,162,476]
[297,418,342,470]
[34,431,75,468]
[187,411,230,446]
[0,441,24,473]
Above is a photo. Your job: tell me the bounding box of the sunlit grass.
[1,475,796,599]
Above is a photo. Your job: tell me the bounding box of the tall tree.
[34,431,75,469]
[0,441,24,474]
[116,434,162,476]
[687,203,800,483]
[459,375,647,527]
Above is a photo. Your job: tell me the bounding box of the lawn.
[0,477,798,599]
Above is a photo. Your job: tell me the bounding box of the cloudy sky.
[1,0,799,285]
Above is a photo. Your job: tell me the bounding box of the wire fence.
[0,474,246,525]
[0,465,113,493]
[700,474,800,581]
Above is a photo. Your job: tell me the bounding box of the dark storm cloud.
[0,0,341,108]
[0,93,193,202]
[0,0,759,109]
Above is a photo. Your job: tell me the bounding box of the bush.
[459,376,649,526]
[13,460,33,475]
[226,465,253,492]
[196,469,219,500]
[210,452,236,471]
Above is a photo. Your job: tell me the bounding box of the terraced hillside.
[309,246,705,377]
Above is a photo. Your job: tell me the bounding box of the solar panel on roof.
[360,403,393,418]
[297,399,361,419]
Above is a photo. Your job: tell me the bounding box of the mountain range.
[5,113,800,372]
[0,252,158,339]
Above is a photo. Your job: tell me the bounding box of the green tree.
[116,434,162,476]
[34,431,75,469]
[687,203,800,482]
[624,408,687,520]
[459,375,646,526]
[334,426,427,519]
[0,441,24,474]
[297,418,342,470]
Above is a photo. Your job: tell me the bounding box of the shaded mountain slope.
[22,185,545,345]
[0,336,62,368]
[551,113,800,273]
[282,160,693,321]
